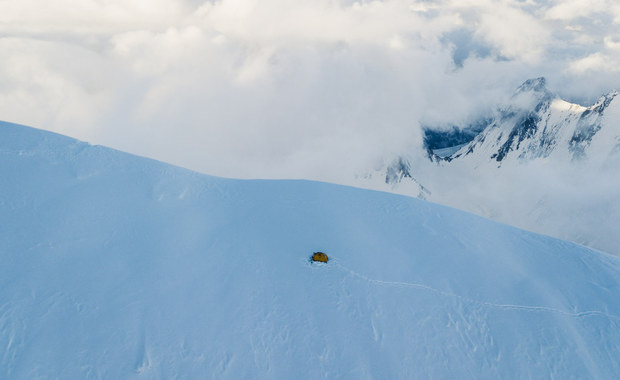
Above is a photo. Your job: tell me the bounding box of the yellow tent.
[312,252,328,263]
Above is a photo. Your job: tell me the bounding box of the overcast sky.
[1,0,619,181]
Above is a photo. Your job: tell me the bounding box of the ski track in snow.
[333,261,620,321]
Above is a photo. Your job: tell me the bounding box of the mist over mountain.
[360,78,620,256]
[3,0,620,182]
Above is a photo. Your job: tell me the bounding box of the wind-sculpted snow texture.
[376,78,620,256]
[2,122,620,378]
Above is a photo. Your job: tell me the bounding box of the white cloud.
[0,0,619,180]
[0,37,113,135]
[473,2,550,63]
[604,36,620,51]
[0,0,187,34]
[545,0,607,21]
[568,52,620,74]
[614,5,620,24]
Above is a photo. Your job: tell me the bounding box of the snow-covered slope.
[2,122,620,378]
[363,78,620,256]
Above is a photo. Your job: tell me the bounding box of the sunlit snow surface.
[1,121,620,378]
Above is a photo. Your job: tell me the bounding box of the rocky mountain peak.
[514,77,548,94]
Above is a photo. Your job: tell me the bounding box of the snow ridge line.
[333,262,620,321]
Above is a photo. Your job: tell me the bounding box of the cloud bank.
[1,0,620,181]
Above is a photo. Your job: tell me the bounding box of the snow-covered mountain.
[2,121,620,378]
[361,78,620,256]
[435,77,620,165]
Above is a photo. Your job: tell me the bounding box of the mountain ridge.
[434,77,619,164]
[363,78,620,256]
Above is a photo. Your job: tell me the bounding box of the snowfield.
[1,121,620,378]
